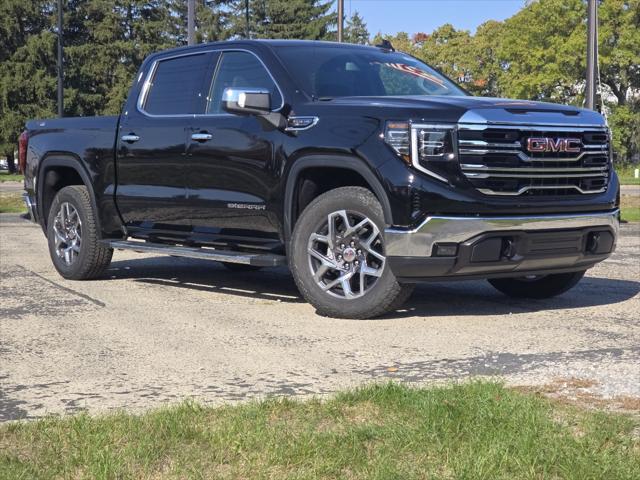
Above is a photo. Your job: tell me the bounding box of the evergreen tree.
[62,0,174,116]
[0,1,56,170]
[165,0,234,45]
[231,0,335,40]
[344,11,369,45]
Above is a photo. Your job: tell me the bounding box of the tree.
[413,24,477,91]
[344,11,369,44]
[231,0,335,40]
[165,0,234,45]
[495,0,586,104]
[62,1,175,116]
[0,0,56,172]
[598,0,640,106]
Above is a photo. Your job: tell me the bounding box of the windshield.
[273,44,467,99]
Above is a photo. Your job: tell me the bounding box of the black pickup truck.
[20,40,619,319]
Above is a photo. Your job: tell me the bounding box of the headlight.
[383,121,411,161]
[411,124,457,183]
[384,121,457,183]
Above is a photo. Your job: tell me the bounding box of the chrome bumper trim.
[384,210,619,257]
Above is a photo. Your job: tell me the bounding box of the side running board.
[107,240,286,267]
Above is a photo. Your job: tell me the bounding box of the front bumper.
[385,210,619,281]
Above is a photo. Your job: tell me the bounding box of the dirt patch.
[516,377,640,413]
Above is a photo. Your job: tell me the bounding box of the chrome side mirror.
[222,88,271,115]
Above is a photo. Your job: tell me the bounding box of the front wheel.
[289,187,413,319]
[488,271,586,299]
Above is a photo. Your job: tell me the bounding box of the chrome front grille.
[457,126,610,196]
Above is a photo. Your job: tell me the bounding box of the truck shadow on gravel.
[384,276,640,319]
[107,256,639,318]
[107,257,304,304]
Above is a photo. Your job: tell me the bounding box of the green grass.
[615,163,640,186]
[1,382,638,479]
[0,193,25,214]
[0,171,23,183]
[621,193,640,222]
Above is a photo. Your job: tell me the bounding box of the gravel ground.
[1,213,638,421]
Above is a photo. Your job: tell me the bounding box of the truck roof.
[147,39,381,59]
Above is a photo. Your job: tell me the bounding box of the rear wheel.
[46,185,113,280]
[289,187,413,319]
[488,271,586,299]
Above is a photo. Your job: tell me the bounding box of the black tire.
[46,185,113,280]
[289,186,414,319]
[488,271,586,299]
[221,263,263,272]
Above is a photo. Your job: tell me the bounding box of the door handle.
[191,132,213,142]
[121,134,140,143]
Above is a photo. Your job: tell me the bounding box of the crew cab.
[20,40,620,318]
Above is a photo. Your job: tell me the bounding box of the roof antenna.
[375,39,395,52]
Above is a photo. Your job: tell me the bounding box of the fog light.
[586,232,600,253]
[434,243,458,257]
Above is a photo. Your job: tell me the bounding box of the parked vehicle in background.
[20,40,619,318]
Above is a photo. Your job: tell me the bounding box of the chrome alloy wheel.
[53,202,82,266]
[307,210,385,299]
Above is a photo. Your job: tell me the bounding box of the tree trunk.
[605,81,627,106]
[6,151,16,174]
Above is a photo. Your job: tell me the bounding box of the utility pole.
[245,0,250,39]
[187,0,195,46]
[337,0,344,42]
[586,0,598,110]
[57,0,64,117]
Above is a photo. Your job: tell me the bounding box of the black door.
[116,51,214,233]
[185,50,284,241]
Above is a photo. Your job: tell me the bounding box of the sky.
[339,0,526,36]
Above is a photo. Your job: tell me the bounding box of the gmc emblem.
[526,137,582,153]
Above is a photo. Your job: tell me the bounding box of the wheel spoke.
[362,223,381,247]
[360,261,383,278]
[362,243,385,264]
[342,217,367,237]
[308,247,338,269]
[321,270,354,293]
[53,227,66,248]
[310,232,330,245]
[64,203,71,224]
[321,274,345,292]
[59,204,66,224]
[313,263,331,282]
[340,276,356,299]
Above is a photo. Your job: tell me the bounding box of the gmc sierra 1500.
[20,40,620,319]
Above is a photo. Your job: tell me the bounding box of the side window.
[207,51,282,114]
[143,53,209,115]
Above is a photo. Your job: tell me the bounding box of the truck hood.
[327,95,607,128]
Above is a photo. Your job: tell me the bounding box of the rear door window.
[143,53,211,115]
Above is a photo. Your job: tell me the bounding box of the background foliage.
[0,0,638,170]
[375,0,640,163]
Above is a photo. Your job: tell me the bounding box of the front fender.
[283,154,393,241]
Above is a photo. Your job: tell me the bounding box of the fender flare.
[284,155,392,241]
[37,155,101,233]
